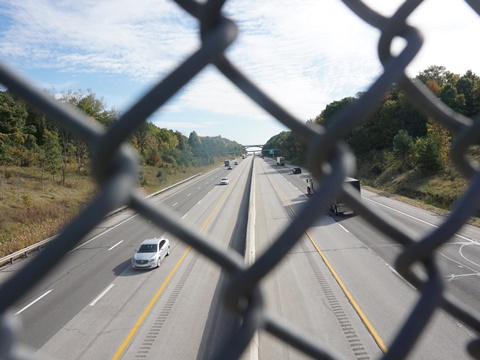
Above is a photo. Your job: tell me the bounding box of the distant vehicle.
[131,238,170,269]
[242,154,246,159]
[220,178,229,185]
[306,177,361,215]
[293,167,301,174]
[277,157,285,166]
[227,166,232,170]
[234,161,238,165]
[224,159,230,167]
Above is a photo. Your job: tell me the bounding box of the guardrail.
[0,172,203,269]
[0,236,56,268]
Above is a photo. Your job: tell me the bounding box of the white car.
[220,178,229,185]
[131,238,170,269]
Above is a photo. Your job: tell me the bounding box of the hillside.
[0,161,223,258]
[3,151,480,259]
[354,152,480,227]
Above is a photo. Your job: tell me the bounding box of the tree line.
[263,65,480,173]
[0,88,244,184]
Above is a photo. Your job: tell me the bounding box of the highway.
[0,155,478,359]
[256,158,477,359]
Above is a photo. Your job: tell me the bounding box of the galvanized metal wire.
[1,0,480,359]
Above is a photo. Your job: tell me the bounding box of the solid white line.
[338,223,349,233]
[187,193,191,197]
[364,197,438,228]
[15,289,53,315]
[90,284,115,307]
[364,197,474,243]
[172,202,178,207]
[108,240,124,251]
[197,200,202,204]
[181,213,188,219]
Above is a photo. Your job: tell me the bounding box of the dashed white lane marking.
[72,214,139,252]
[90,284,115,307]
[108,240,124,251]
[15,290,53,315]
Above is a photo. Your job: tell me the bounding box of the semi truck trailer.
[306,176,361,215]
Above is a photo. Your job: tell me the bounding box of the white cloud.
[0,0,198,79]
[1,0,480,144]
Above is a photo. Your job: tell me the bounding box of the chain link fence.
[1,0,480,359]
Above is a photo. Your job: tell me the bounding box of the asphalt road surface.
[0,155,477,359]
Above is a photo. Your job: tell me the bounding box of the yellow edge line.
[112,247,191,360]
[269,175,388,353]
[112,168,239,359]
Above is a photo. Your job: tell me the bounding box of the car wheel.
[167,246,170,256]
[156,259,161,268]
[334,206,338,216]
[307,187,311,195]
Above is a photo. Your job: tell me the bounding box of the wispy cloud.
[0,0,197,78]
[1,0,480,144]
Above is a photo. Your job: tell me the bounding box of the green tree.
[439,83,465,113]
[425,119,451,167]
[456,70,480,117]
[375,99,401,146]
[175,131,188,151]
[76,91,106,118]
[0,91,38,165]
[416,65,451,87]
[315,97,357,127]
[393,130,414,164]
[58,130,75,186]
[42,129,62,182]
[188,131,201,149]
[347,126,370,155]
[414,136,443,171]
[395,92,427,138]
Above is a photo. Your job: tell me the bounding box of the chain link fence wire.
[1,0,480,359]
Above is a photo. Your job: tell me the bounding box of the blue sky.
[1,0,480,146]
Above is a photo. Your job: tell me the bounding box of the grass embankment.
[3,155,479,258]
[0,161,222,258]
[356,157,480,226]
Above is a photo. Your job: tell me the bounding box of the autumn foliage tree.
[263,65,479,177]
[0,89,243,185]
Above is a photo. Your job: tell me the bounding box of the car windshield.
[138,244,158,253]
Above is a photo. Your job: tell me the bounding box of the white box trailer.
[306,176,361,215]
